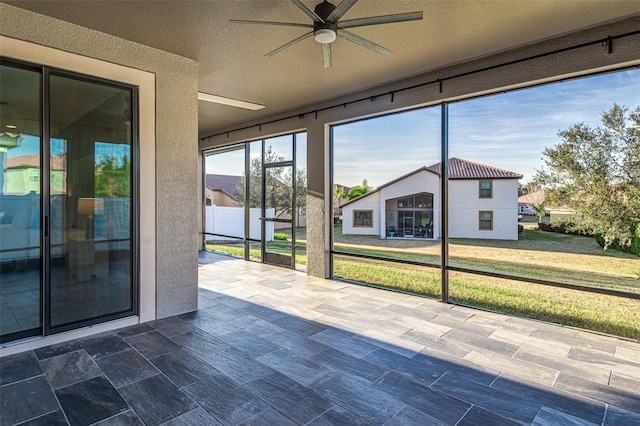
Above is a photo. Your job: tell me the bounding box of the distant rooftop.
[205,174,242,200]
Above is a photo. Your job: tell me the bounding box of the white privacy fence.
[205,205,274,241]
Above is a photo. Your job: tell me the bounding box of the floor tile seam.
[432,371,544,416]
[114,371,201,425]
[238,372,332,422]
[301,404,336,425]
[549,378,630,411]
[42,368,71,426]
[12,408,64,426]
[466,346,561,377]
[0,368,48,389]
[453,404,474,426]
[88,409,140,426]
[601,404,609,426]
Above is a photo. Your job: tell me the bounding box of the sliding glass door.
[0,58,137,343]
[0,62,42,343]
[48,72,135,331]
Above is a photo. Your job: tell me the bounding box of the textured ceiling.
[6,1,640,137]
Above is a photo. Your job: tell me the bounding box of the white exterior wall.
[343,175,519,240]
[449,179,519,240]
[341,191,381,235]
[379,171,441,239]
[206,206,274,241]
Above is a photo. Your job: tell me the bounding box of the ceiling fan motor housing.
[314,1,338,43]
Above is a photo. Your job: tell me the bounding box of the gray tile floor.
[2,251,640,425]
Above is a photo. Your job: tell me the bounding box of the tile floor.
[1,251,639,425]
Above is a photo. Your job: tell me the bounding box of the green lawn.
[206,227,640,339]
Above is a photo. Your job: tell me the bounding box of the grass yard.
[206,226,640,339]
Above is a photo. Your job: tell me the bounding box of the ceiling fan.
[230,0,423,68]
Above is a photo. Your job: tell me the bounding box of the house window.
[353,210,373,227]
[479,180,492,198]
[479,211,493,230]
[29,169,39,182]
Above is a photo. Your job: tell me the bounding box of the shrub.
[595,231,640,256]
[274,233,289,241]
[538,217,593,236]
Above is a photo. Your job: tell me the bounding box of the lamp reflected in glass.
[77,198,104,239]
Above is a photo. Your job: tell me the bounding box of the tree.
[535,104,640,249]
[333,185,346,217]
[346,178,372,200]
[519,181,543,196]
[95,154,130,197]
[528,198,546,224]
[235,146,306,219]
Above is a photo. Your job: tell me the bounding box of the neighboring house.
[342,158,523,240]
[517,189,575,221]
[204,174,242,207]
[3,154,67,195]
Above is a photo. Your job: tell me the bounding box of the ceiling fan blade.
[229,19,313,28]
[290,0,324,23]
[338,11,423,29]
[337,29,392,56]
[323,43,332,68]
[265,32,313,57]
[326,0,357,22]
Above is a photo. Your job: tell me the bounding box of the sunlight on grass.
[333,255,640,340]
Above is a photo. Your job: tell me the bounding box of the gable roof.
[205,174,242,200]
[342,158,522,207]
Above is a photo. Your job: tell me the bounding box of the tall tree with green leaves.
[235,146,306,219]
[535,104,640,249]
[333,185,347,216]
[347,178,372,200]
[95,154,130,197]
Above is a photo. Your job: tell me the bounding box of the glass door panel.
[203,146,246,258]
[263,164,294,267]
[48,73,134,330]
[248,141,263,261]
[0,63,42,343]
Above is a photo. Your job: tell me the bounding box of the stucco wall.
[449,179,519,240]
[342,192,381,236]
[1,4,199,319]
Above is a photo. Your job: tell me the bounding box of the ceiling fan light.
[314,28,336,44]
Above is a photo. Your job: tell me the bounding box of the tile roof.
[205,174,243,200]
[342,158,522,207]
[427,157,523,180]
[4,154,66,171]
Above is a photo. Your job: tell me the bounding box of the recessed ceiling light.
[197,92,265,111]
[6,124,17,129]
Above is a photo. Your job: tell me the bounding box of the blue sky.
[205,133,307,175]
[334,68,640,187]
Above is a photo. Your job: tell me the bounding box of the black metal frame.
[45,68,139,334]
[261,136,297,269]
[202,133,302,270]
[329,66,640,304]
[0,58,140,342]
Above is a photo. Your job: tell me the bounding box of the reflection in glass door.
[48,73,135,331]
[0,61,42,343]
[0,58,137,344]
